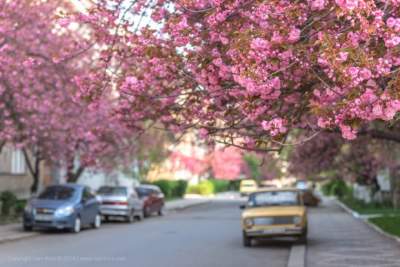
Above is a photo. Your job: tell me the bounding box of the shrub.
[321,179,349,198]
[209,179,230,193]
[0,191,17,216]
[187,180,214,196]
[229,180,241,191]
[172,180,188,198]
[15,200,27,215]
[149,179,188,199]
[151,180,173,198]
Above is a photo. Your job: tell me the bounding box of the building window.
[0,147,26,175]
[11,149,25,174]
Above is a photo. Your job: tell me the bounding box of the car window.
[97,186,127,196]
[38,186,75,200]
[83,187,95,201]
[249,191,300,207]
[135,187,152,197]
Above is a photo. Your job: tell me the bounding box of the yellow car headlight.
[243,218,254,228]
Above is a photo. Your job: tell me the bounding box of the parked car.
[23,184,101,233]
[300,189,320,207]
[240,188,307,247]
[239,179,258,197]
[136,185,165,217]
[97,186,144,222]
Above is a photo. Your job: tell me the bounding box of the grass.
[340,196,400,215]
[369,216,400,237]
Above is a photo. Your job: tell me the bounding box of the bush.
[209,179,230,193]
[229,180,241,191]
[187,180,214,196]
[15,200,27,215]
[172,180,188,198]
[149,179,188,199]
[321,179,349,198]
[0,191,17,216]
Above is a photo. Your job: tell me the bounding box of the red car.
[135,185,165,217]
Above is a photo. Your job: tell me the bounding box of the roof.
[137,184,160,190]
[47,183,85,189]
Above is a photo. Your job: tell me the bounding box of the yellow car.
[240,188,307,247]
[239,179,258,196]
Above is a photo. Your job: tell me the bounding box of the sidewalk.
[307,197,400,267]
[0,223,38,244]
[165,197,211,211]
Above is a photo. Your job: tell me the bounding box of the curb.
[165,200,211,212]
[334,198,400,244]
[0,232,39,245]
[287,245,305,267]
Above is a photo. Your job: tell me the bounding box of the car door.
[81,187,97,225]
[152,189,163,212]
[130,189,143,215]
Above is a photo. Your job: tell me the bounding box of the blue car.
[23,184,101,233]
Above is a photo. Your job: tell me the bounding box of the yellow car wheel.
[242,232,252,247]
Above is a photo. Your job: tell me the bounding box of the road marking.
[287,245,306,267]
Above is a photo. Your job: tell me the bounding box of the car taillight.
[102,201,128,205]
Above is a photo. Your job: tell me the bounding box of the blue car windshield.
[38,186,75,200]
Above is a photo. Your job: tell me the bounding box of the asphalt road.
[0,201,290,267]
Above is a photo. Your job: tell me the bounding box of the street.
[1,198,400,267]
[0,200,289,267]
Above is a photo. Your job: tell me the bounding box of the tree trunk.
[22,148,42,195]
[66,163,85,183]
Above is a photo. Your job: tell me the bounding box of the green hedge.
[149,180,188,199]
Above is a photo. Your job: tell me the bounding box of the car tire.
[103,215,109,222]
[158,206,164,216]
[143,207,150,218]
[92,213,101,229]
[298,228,308,244]
[242,232,252,247]
[23,224,33,231]
[71,217,81,233]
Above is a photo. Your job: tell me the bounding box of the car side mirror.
[239,204,246,210]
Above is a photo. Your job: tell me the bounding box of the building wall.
[0,146,51,199]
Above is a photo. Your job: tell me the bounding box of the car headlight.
[293,216,302,225]
[243,218,254,228]
[55,206,75,217]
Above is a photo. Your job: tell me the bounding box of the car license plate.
[35,214,53,221]
[102,209,125,215]
[263,228,285,234]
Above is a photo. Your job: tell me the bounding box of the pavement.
[0,223,39,244]
[0,194,400,266]
[307,197,400,267]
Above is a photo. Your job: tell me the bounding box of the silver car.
[97,186,144,222]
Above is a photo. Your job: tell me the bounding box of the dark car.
[97,185,144,222]
[136,185,165,217]
[300,189,320,207]
[23,184,101,233]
